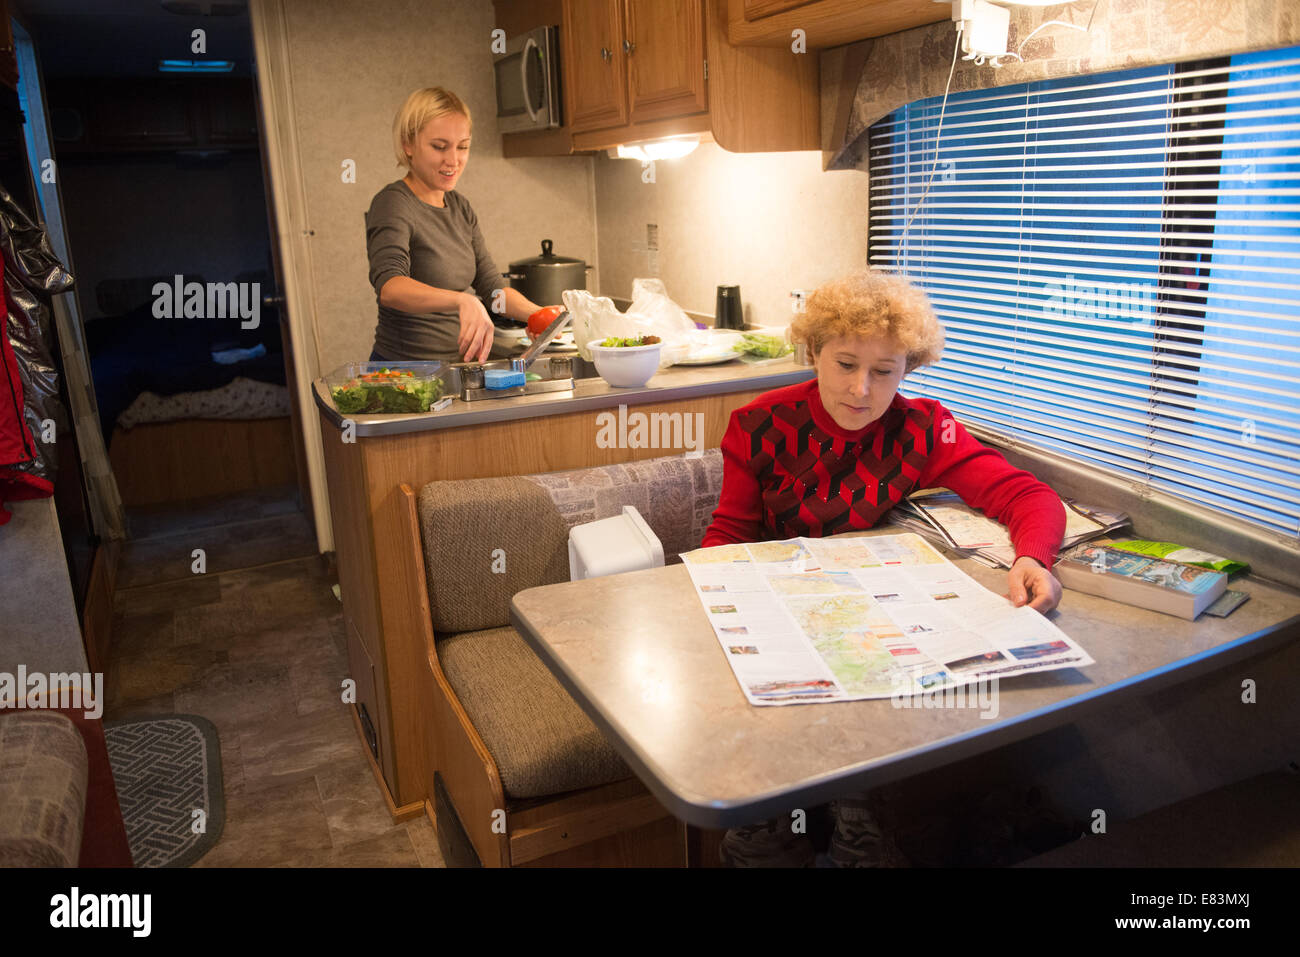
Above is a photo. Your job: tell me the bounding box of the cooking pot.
[505,239,590,307]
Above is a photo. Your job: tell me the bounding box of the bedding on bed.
[115,376,290,430]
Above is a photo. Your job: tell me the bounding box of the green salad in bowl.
[331,368,443,414]
[732,332,792,358]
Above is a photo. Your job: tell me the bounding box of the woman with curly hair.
[703,269,1065,866]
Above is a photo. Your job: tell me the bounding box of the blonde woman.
[365,87,552,363]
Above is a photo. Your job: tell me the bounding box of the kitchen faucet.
[510,309,571,374]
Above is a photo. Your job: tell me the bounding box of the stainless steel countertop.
[313,355,815,437]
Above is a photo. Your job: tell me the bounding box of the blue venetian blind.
[868,45,1300,538]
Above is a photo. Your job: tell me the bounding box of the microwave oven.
[493,24,561,133]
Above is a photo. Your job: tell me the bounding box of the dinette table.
[509,528,1300,829]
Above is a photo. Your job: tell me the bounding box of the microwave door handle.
[520,36,540,123]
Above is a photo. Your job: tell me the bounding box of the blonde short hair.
[393,87,472,169]
[790,270,945,374]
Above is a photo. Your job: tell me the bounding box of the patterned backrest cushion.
[521,449,724,564]
[417,449,724,633]
[0,711,88,867]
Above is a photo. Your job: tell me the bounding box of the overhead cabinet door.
[625,0,708,124]
[562,0,629,133]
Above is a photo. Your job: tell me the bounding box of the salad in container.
[327,362,447,414]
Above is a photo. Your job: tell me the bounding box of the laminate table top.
[510,529,1300,828]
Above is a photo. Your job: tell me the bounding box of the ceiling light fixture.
[158,59,236,72]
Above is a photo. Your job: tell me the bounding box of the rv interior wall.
[592,144,871,330]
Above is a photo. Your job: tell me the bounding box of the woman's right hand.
[457,292,494,363]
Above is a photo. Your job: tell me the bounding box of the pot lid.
[510,238,585,268]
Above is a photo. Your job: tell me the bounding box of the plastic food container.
[326,361,448,414]
[587,342,661,388]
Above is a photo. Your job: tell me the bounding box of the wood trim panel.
[109,418,297,506]
[81,539,120,679]
[745,0,818,19]
[493,0,563,36]
[570,110,710,151]
[399,483,511,866]
[726,0,946,49]
[279,317,314,518]
[516,815,686,866]
[350,705,423,822]
[319,418,397,789]
[502,127,581,158]
[706,0,818,152]
[510,791,673,865]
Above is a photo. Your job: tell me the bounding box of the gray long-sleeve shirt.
[365,179,506,360]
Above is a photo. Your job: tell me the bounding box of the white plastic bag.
[564,281,699,368]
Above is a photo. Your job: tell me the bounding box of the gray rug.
[104,714,225,868]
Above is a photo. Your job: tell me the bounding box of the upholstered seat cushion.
[0,711,88,867]
[436,626,631,800]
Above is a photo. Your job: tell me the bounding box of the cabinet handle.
[623,39,635,55]
[600,46,612,62]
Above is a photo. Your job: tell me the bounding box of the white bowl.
[587,342,661,388]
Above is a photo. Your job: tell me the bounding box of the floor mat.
[104,714,225,867]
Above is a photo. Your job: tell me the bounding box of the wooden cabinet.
[92,81,196,148]
[205,84,260,144]
[727,0,947,49]
[625,0,707,124]
[48,77,260,155]
[498,0,818,156]
[563,0,707,136]
[562,0,629,132]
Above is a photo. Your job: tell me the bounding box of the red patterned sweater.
[702,378,1066,569]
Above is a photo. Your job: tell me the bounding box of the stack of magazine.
[885,488,1131,569]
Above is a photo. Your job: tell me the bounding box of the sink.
[444,352,600,400]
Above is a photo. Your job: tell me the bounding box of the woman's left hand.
[1006,556,1062,614]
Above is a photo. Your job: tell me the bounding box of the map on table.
[680,533,1093,706]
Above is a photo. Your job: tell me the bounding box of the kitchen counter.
[313,354,813,437]
[316,348,809,815]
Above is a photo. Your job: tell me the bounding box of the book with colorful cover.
[1056,543,1228,620]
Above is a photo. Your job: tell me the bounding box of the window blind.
[868,45,1300,539]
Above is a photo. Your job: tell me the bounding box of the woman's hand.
[457,292,495,363]
[1006,556,1062,614]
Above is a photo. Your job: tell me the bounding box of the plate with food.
[674,348,743,365]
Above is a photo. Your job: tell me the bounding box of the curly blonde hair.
[791,270,945,374]
[393,87,472,169]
